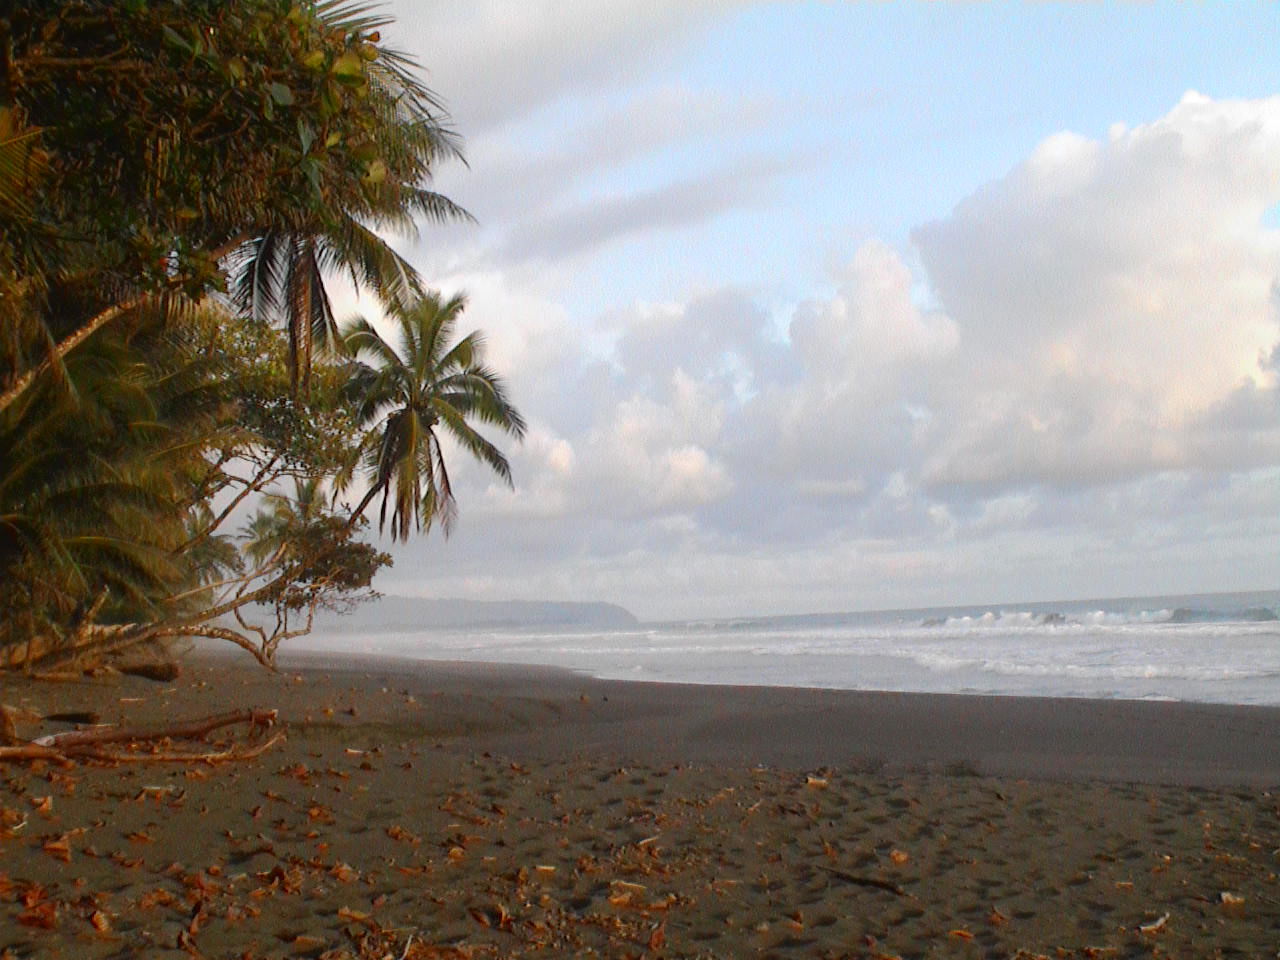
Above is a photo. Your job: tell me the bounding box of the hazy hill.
[312,596,639,633]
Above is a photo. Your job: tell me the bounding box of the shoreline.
[2,649,1278,957]
[265,648,1280,788]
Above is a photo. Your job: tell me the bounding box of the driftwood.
[0,708,280,765]
[71,731,286,764]
[0,743,74,764]
[31,707,276,748]
[119,661,182,682]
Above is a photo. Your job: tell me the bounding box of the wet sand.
[1,650,1278,958]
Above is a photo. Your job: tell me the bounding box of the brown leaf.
[385,824,420,845]
[496,902,513,932]
[306,805,334,824]
[329,862,358,883]
[21,883,47,907]
[17,901,57,929]
[256,865,303,894]
[949,928,974,940]
[184,872,220,896]
[647,920,666,951]
[138,888,179,909]
[337,906,374,927]
[0,705,19,744]
[127,830,154,844]
[888,848,910,865]
[41,834,72,862]
[1137,913,1170,935]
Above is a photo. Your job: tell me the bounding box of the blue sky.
[359,2,1280,619]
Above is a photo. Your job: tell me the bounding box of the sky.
[344,1,1280,620]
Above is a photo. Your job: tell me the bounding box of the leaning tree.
[0,2,519,670]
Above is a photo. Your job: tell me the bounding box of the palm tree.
[0,326,234,663]
[1,0,472,413]
[242,477,328,569]
[226,2,473,397]
[338,292,526,541]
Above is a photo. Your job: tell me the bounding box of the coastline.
[2,649,1278,957]
[270,648,1280,787]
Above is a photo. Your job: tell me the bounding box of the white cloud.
[387,0,743,135]
[915,91,1280,490]
[375,92,1280,617]
[497,156,792,264]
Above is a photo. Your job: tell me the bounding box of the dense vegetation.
[0,1,523,669]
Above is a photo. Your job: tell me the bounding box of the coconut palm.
[0,327,235,662]
[225,2,473,396]
[1,0,471,412]
[338,292,525,541]
[242,477,329,569]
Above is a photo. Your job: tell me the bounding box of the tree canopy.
[0,1,520,670]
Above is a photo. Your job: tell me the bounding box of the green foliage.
[2,0,469,397]
[0,3,520,668]
[0,309,238,651]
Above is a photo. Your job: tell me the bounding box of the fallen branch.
[31,708,276,748]
[73,731,286,764]
[0,708,280,765]
[0,743,74,764]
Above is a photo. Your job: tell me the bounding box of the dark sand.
[1,650,1278,958]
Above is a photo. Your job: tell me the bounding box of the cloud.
[433,86,779,228]
[914,91,1280,490]
[496,155,793,264]
[734,239,957,497]
[375,92,1280,617]
[387,0,742,135]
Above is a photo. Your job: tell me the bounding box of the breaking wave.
[921,605,1277,630]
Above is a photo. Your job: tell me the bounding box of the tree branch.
[176,454,281,553]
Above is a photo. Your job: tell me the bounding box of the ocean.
[300,589,1280,706]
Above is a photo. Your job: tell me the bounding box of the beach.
[1,651,1278,958]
